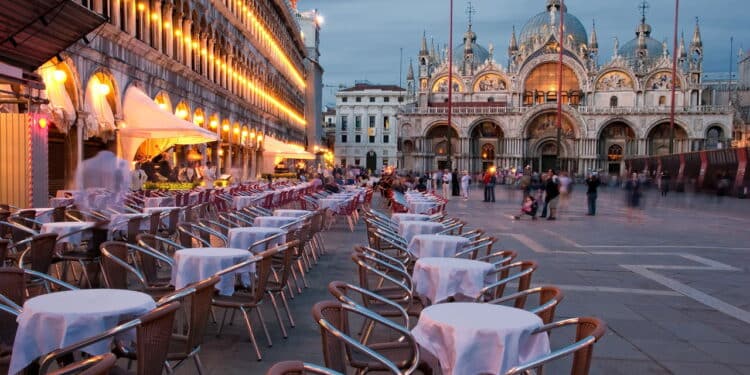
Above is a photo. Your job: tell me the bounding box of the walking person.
[451,168,460,196]
[130,163,148,191]
[625,172,643,223]
[460,170,470,199]
[660,172,670,197]
[442,169,451,199]
[543,169,560,220]
[483,168,496,202]
[586,172,601,216]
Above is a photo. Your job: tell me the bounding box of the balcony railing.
[399,105,733,116]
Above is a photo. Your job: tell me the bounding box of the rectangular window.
[340,116,348,131]
[369,136,375,143]
[383,135,390,143]
[355,97,362,102]
[369,97,376,102]
[340,159,347,167]
[384,97,390,102]
[355,134,362,143]
[355,116,362,130]
[383,116,390,130]
[369,116,376,128]
[342,97,348,102]
[354,158,361,166]
[341,134,347,143]
[398,96,404,102]
[383,159,389,166]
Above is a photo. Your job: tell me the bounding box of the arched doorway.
[365,150,377,173]
[525,112,578,172]
[598,122,636,176]
[647,123,688,155]
[401,140,415,171]
[705,126,724,150]
[469,121,503,173]
[425,124,459,170]
[523,62,582,106]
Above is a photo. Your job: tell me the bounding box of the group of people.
[131,152,218,190]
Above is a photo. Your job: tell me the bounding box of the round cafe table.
[411,303,550,375]
[171,247,254,296]
[412,257,495,304]
[390,213,431,226]
[143,196,175,208]
[397,220,444,243]
[253,216,300,229]
[41,221,95,245]
[142,206,183,228]
[228,227,287,253]
[407,234,469,258]
[273,209,312,218]
[233,195,263,210]
[9,289,156,374]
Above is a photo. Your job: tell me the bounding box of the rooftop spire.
[509,25,518,52]
[590,19,599,50]
[691,17,702,49]
[465,1,477,28]
[679,32,687,58]
[635,0,652,37]
[406,59,414,80]
[419,31,428,56]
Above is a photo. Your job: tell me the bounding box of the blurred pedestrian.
[625,172,643,223]
[460,170,470,199]
[483,168,496,202]
[442,169,451,199]
[586,172,600,215]
[541,169,559,220]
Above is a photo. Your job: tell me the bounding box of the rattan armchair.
[46,353,116,375]
[99,241,174,299]
[505,317,607,375]
[39,302,181,375]
[265,361,344,375]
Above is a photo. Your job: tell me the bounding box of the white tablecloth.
[412,258,495,304]
[49,197,75,208]
[408,201,438,214]
[9,289,155,374]
[31,208,56,224]
[391,213,431,226]
[233,195,263,210]
[109,213,149,231]
[407,234,469,258]
[172,247,254,296]
[228,227,286,253]
[412,303,550,375]
[41,222,95,245]
[143,196,175,208]
[273,209,312,218]
[253,216,299,229]
[142,206,183,228]
[317,197,348,210]
[398,221,444,243]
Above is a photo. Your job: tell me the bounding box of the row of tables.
[8,205,312,374]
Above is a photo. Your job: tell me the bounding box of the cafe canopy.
[262,135,315,160]
[120,86,219,162]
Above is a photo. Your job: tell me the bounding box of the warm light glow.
[313,145,319,152]
[137,3,145,11]
[249,131,256,139]
[53,69,67,83]
[192,41,199,49]
[157,102,167,110]
[194,114,204,124]
[209,54,215,60]
[209,119,218,129]
[184,36,191,44]
[201,48,207,55]
[241,129,248,137]
[233,126,240,135]
[222,123,230,132]
[257,134,263,142]
[174,30,182,37]
[38,118,48,129]
[246,9,306,90]
[218,149,224,156]
[315,15,324,25]
[176,108,188,119]
[163,22,171,29]
[151,13,159,21]
[95,83,110,96]
[245,78,306,126]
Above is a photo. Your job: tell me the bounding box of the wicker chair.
[487,285,565,324]
[99,241,174,299]
[266,239,301,337]
[156,276,220,375]
[265,361,344,375]
[212,244,291,361]
[16,233,59,275]
[312,300,423,375]
[39,302,181,375]
[505,317,607,375]
[47,353,117,375]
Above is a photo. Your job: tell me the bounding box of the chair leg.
[239,307,263,361]
[267,292,288,338]
[280,290,295,328]
[289,266,303,294]
[194,354,205,375]
[217,308,228,337]
[254,306,273,347]
[296,259,310,288]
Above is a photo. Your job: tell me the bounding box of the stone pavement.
[194,186,750,375]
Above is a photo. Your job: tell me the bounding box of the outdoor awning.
[263,136,315,160]
[121,86,219,162]
[0,0,107,73]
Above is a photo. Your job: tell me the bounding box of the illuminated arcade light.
[222,123,230,132]
[38,117,48,129]
[96,83,110,96]
[53,69,67,83]
[209,119,218,129]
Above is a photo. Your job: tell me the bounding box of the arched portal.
[524,111,579,173]
[598,121,636,176]
[425,124,459,171]
[705,126,725,150]
[469,121,504,173]
[647,123,688,155]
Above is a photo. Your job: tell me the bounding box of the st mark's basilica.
[398,0,734,175]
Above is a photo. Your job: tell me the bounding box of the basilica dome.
[518,0,588,50]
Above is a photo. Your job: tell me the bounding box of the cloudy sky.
[299,0,749,105]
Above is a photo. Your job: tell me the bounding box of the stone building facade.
[41,0,308,191]
[398,0,734,176]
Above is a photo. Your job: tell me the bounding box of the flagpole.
[446,0,454,170]
[669,0,680,154]
[556,0,565,171]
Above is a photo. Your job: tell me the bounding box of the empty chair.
[265,361,344,375]
[478,260,538,302]
[99,241,174,298]
[487,285,564,324]
[47,353,117,375]
[505,317,607,375]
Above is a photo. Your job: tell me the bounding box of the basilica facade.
[398,0,734,176]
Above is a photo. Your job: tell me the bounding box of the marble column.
[182,19,193,70]
[163,3,173,58]
[152,0,162,52]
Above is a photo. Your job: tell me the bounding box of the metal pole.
[446,0,454,170]
[399,47,403,88]
[669,0,680,154]
[556,0,565,171]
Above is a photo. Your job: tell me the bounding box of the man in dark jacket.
[542,169,560,220]
[586,173,601,215]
